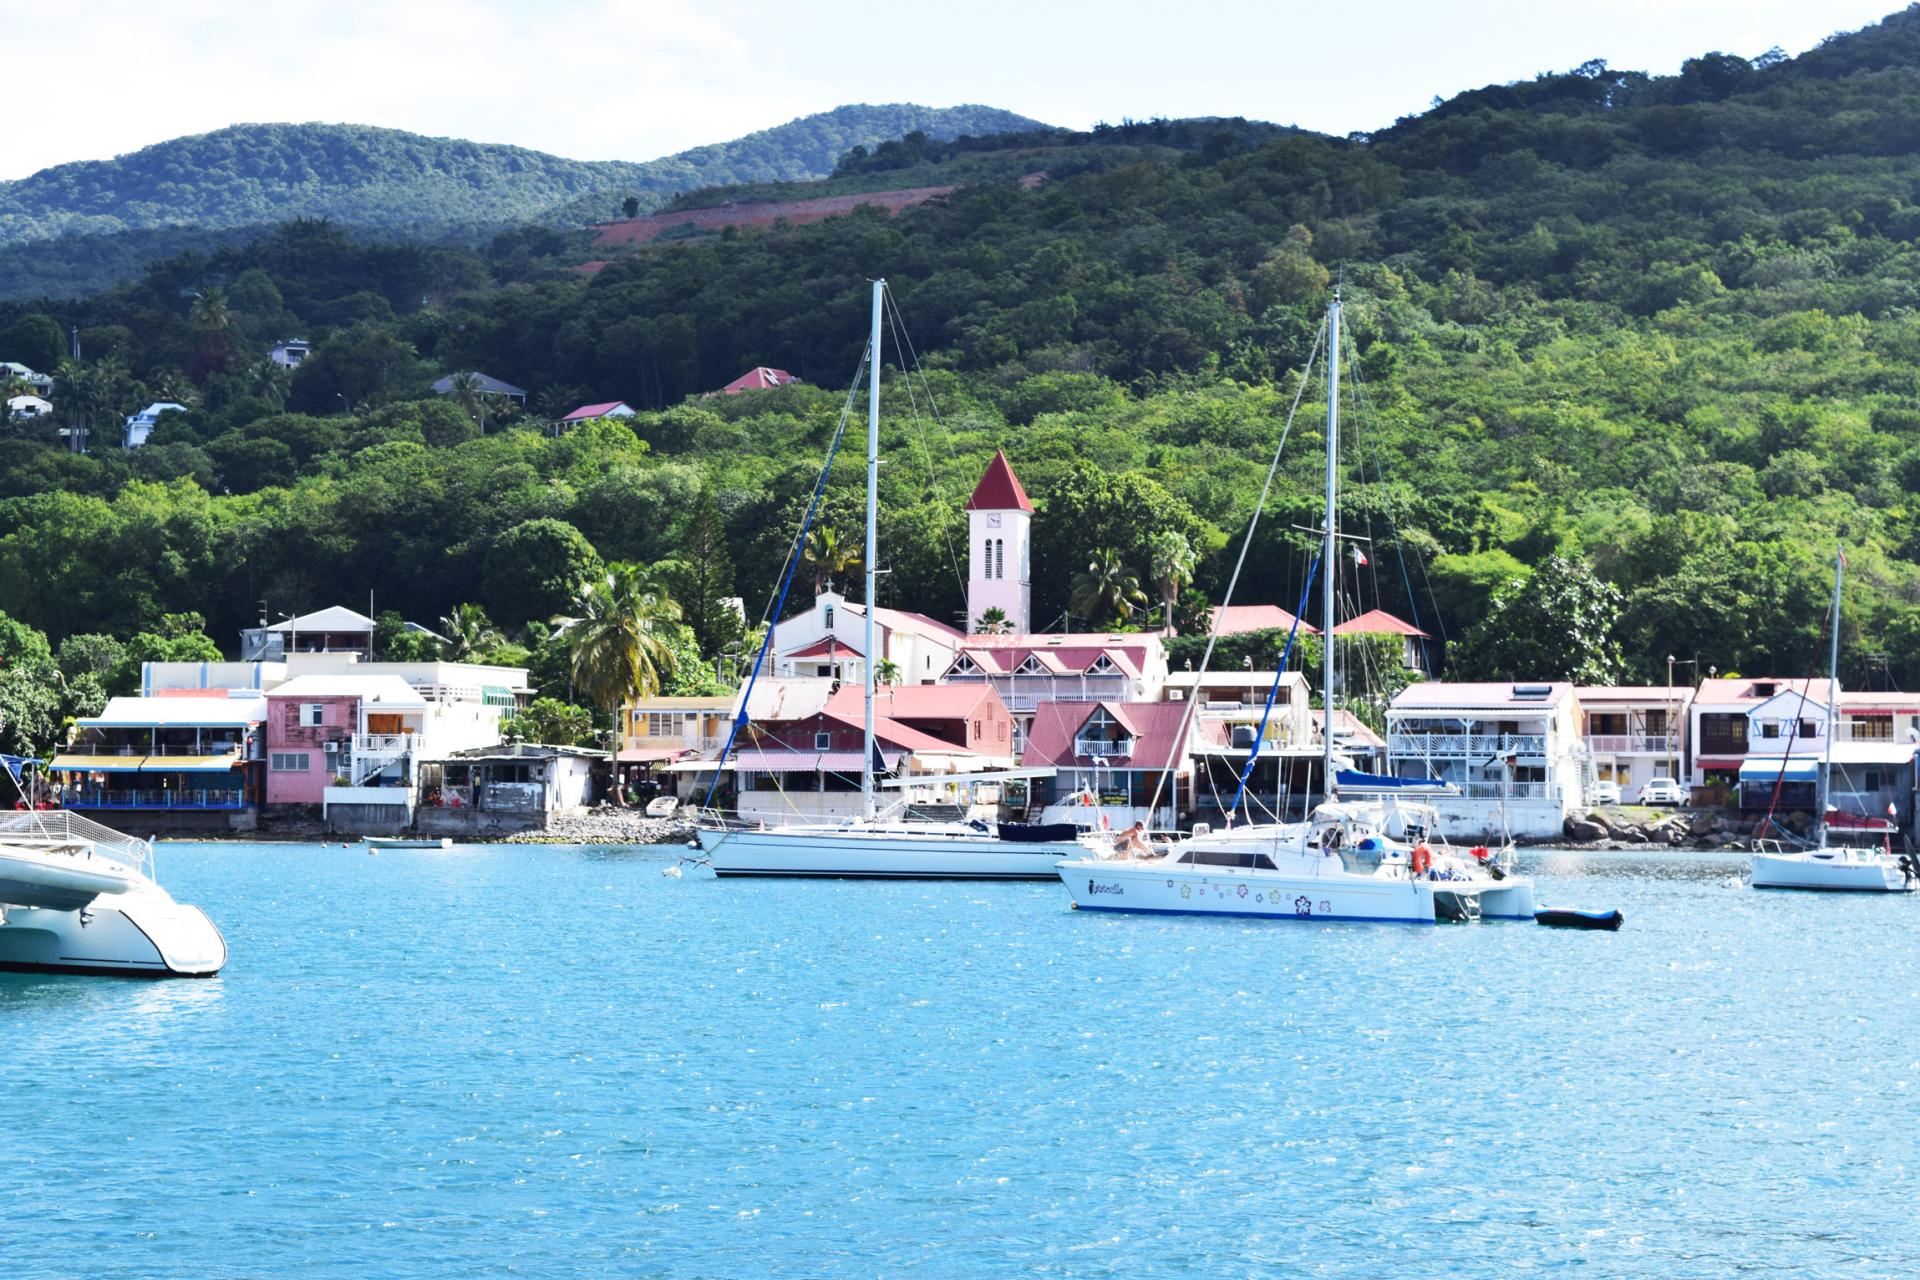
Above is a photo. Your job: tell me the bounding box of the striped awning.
[46,753,242,773]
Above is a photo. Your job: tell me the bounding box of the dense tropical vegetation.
[5,8,1920,761]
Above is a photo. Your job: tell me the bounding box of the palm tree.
[552,563,682,799]
[1069,547,1149,627]
[974,606,1011,635]
[244,359,291,410]
[1146,530,1197,635]
[874,658,901,686]
[445,372,487,431]
[802,527,859,596]
[439,603,505,661]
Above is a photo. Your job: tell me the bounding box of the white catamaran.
[694,280,1087,878]
[1750,549,1919,893]
[1055,293,1535,923]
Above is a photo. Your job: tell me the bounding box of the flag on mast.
[1351,544,1368,567]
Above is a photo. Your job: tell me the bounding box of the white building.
[965,450,1033,633]
[1577,685,1692,798]
[123,400,188,449]
[268,339,312,369]
[7,393,51,421]
[1386,681,1588,838]
[770,590,964,686]
[1,361,53,395]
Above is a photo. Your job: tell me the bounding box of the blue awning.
[1738,758,1818,782]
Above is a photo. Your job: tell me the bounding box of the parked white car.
[1636,777,1686,806]
[1589,780,1621,805]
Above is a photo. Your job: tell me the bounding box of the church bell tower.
[965,450,1033,633]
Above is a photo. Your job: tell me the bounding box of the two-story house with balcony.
[48,692,268,832]
[264,675,429,831]
[618,695,737,782]
[1727,681,1918,826]
[943,633,1169,753]
[1384,682,1586,837]
[1022,701,1201,832]
[1688,677,1822,800]
[1576,685,1692,798]
[1161,670,1325,826]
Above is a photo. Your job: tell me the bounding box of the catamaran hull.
[0,845,136,911]
[1056,860,1535,924]
[0,890,227,977]
[698,828,1079,879]
[1751,851,1914,892]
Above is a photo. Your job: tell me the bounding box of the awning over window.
[1738,758,1818,782]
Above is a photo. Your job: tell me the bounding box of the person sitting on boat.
[1115,821,1150,858]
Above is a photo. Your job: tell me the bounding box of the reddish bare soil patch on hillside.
[589,185,957,250]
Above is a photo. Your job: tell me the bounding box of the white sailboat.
[696,280,1086,878]
[1056,293,1535,923]
[0,809,228,976]
[1750,550,1918,893]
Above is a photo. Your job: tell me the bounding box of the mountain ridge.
[0,104,1049,251]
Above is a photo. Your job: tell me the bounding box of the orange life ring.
[1410,844,1432,875]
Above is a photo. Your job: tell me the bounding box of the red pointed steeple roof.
[965,450,1034,513]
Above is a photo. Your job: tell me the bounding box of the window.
[1760,722,1781,740]
[646,713,683,736]
[995,539,1004,579]
[983,538,994,579]
[972,719,983,738]
[300,703,325,727]
[814,732,832,750]
[1852,716,1893,741]
[270,752,310,772]
[824,605,835,628]
[1862,769,1886,792]
[1799,720,1819,739]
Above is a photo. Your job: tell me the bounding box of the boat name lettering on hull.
[1087,880,1125,896]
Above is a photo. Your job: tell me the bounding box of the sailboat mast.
[1818,546,1843,849]
[863,279,884,822]
[1322,294,1341,801]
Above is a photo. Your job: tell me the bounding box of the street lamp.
[1667,654,1699,783]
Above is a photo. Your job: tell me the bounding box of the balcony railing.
[64,741,246,757]
[1586,734,1673,754]
[1459,781,1557,801]
[64,788,246,810]
[1387,733,1547,758]
[1074,736,1137,759]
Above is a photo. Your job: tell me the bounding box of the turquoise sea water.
[4,842,1918,1277]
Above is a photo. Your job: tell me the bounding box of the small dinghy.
[645,796,679,819]
[1534,906,1624,931]
[365,836,453,850]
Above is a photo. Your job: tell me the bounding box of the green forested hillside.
[4,8,1920,748]
[0,105,1045,295]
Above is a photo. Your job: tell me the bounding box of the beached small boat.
[1534,906,1624,931]
[644,796,679,818]
[365,835,453,849]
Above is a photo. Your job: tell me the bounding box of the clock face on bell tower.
[986,513,1002,528]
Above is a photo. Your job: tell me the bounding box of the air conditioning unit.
[323,740,340,755]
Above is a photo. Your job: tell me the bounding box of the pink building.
[264,675,427,806]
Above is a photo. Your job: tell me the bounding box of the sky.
[0,0,1905,180]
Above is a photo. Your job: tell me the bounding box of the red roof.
[965,450,1034,513]
[783,636,863,659]
[842,602,966,640]
[1332,608,1429,639]
[562,401,632,421]
[719,367,797,395]
[1210,604,1319,637]
[951,638,1151,678]
[1020,700,1195,771]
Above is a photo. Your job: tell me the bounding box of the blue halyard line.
[1224,551,1321,820]
[702,349,868,812]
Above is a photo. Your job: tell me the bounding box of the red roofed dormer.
[965,450,1034,513]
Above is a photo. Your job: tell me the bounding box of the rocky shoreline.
[502,809,697,846]
[1539,807,1810,853]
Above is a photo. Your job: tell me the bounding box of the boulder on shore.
[1564,816,1607,842]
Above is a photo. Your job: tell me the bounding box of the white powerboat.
[1058,801,1534,924]
[0,810,227,976]
[365,835,452,849]
[1747,550,1918,894]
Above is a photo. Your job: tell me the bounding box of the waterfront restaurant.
[49,693,267,819]
[1384,681,1587,838]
